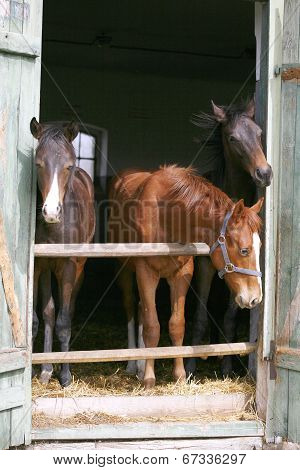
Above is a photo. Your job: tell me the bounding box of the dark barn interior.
[35,0,257,382]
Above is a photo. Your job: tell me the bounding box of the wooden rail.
[34,242,210,257]
[32,342,256,364]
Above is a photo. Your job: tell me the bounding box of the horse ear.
[245,98,255,119]
[233,199,245,219]
[63,121,79,142]
[30,117,43,139]
[250,197,264,214]
[211,100,226,122]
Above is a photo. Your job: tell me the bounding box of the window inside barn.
[73,132,96,181]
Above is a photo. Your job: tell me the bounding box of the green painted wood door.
[0,0,42,448]
[265,0,300,444]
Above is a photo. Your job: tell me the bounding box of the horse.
[109,164,264,388]
[30,118,95,387]
[185,98,272,377]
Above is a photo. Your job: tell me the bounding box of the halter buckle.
[224,263,235,273]
[218,235,226,244]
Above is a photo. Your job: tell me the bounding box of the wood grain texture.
[34,242,210,257]
[33,393,251,419]
[32,420,264,441]
[27,437,263,450]
[0,212,25,347]
[32,342,256,364]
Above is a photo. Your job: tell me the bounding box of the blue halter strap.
[209,210,262,280]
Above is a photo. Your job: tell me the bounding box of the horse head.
[30,118,79,223]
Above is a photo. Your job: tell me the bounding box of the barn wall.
[40,65,254,174]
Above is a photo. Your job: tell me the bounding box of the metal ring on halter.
[218,235,226,244]
[224,263,235,273]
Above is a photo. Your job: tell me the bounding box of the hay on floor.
[32,369,255,398]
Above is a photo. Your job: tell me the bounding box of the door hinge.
[266,340,277,380]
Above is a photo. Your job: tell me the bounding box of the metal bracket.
[268,340,277,380]
[274,64,300,80]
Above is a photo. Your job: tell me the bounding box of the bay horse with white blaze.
[185,98,272,377]
[31,119,95,387]
[109,165,264,388]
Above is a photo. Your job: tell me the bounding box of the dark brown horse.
[185,98,272,377]
[109,165,264,388]
[31,119,95,387]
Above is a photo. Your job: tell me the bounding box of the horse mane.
[190,98,254,185]
[159,165,262,233]
[159,164,232,215]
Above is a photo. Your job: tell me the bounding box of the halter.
[209,210,262,280]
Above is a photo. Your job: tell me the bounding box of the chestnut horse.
[109,165,264,388]
[31,119,95,387]
[185,98,272,377]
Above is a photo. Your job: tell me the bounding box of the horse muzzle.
[42,202,62,224]
[235,292,263,310]
[254,165,273,188]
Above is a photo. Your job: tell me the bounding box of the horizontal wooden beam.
[32,420,264,441]
[33,393,250,419]
[277,346,300,357]
[0,349,28,373]
[0,31,40,57]
[28,436,264,450]
[32,342,256,364]
[34,242,210,258]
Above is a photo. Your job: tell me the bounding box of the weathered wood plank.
[276,354,300,373]
[0,385,24,411]
[33,393,251,419]
[287,78,300,443]
[0,349,27,373]
[282,0,300,64]
[0,212,25,347]
[27,437,264,450]
[34,242,210,258]
[32,420,264,441]
[32,342,256,364]
[0,31,40,57]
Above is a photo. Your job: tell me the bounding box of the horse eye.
[228,135,239,143]
[35,162,43,168]
[240,248,249,256]
[67,164,74,170]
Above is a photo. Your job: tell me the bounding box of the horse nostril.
[42,204,47,216]
[255,168,263,180]
[57,203,62,215]
[250,297,259,308]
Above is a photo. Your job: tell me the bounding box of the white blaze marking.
[43,170,60,217]
[253,232,262,292]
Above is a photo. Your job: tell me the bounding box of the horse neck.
[222,139,257,206]
[190,197,232,247]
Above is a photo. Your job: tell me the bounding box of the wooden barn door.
[264,0,300,444]
[0,0,42,448]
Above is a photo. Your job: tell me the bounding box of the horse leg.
[136,260,159,389]
[221,295,238,377]
[137,300,146,380]
[39,270,55,384]
[185,257,216,377]
[119,267,137,375]
[55,259,77,388]
[32,265,41,378]
[168,258,193,382]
